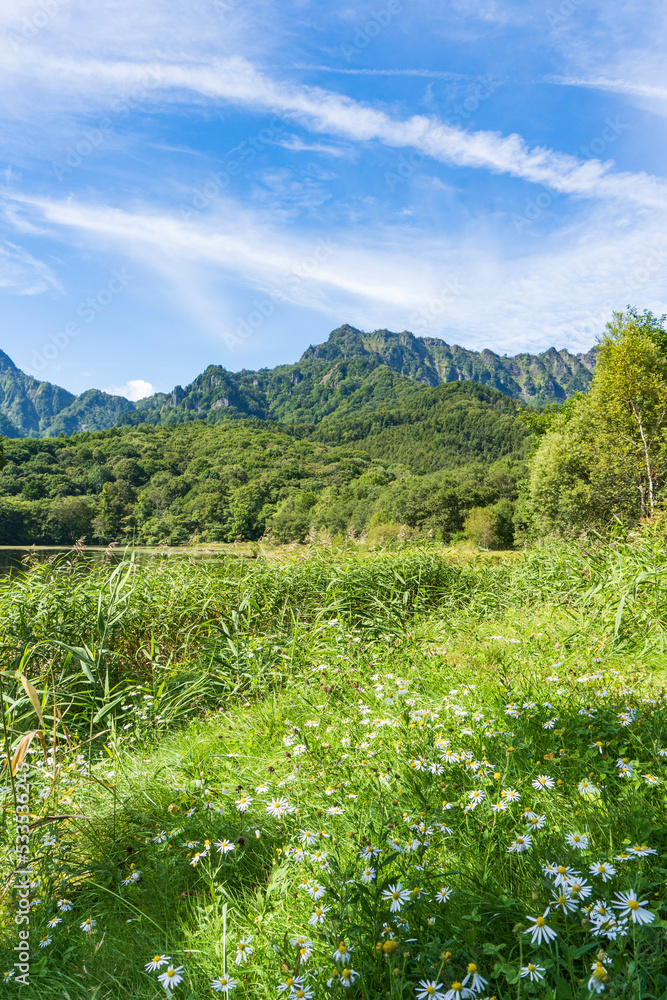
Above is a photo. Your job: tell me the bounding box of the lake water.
[0,544,257,576]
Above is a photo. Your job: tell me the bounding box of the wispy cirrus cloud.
[0,238,62,295]
[293,66,474,79]
[8,188,667,354]
[4,54,667,210]
[546,74,667,103]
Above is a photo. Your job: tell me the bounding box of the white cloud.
[4,54,664,210]
[0,237,62,294]
[104,378,155,401]
[546,75,667,103]
[293,66,472,79]
[10,188,667,354]
[276,135,347,156]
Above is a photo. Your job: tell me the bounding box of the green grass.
[1,538,667,998]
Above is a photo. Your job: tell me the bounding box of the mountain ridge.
[0,325,597,438]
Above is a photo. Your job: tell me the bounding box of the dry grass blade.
[7,730,38,776]
[19,673,45,729]
[27,814,90,831]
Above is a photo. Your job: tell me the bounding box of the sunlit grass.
[1,538,667,997]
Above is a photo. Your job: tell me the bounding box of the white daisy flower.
[553,864,579,887]
[215,839,235,855]
[277,975,305,993]
[381,883,411,912]
[235,936,253,963]
[266,797,294,818]
[612,889,655,925]
[549,890,578,914]
[520,963,545,982]
[415,980,446,999]
[507,835,532,854]
[157,965,185,990]
[333,941,353,963]
[309,905,329,925]
[524,910,557,945]
[339,968,359,988]
[145,955,171,972]
[532,774,555,791]
[589,861,616,882]
[443,982,473,999]
[211,974,238,993]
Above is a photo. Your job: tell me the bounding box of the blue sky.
[1,0,666,398]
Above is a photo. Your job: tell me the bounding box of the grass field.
[0,538,666,999]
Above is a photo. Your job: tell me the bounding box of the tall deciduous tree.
[591,308,667,515]
[526,308,667,534]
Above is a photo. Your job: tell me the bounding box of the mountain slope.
[301,325,597,402]
[0,325,597,438]
[0,349,76,437]
[0,350,138,438]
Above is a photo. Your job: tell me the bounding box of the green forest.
[0,308,665,548]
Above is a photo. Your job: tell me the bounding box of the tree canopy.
[526,308,667,534]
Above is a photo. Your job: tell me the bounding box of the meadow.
[0,535,666,999]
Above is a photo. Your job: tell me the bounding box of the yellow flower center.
[557,866,566,874]
[536,917,546,927]
[628,899,639,910]
[467,963,477,973]
[451,984,463,993]
[392,892,400,900]
[528,964,536,972]
[338,943,347,953]
[426,988,435,996]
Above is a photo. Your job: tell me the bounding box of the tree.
[591,309,667,515]
[525,308,667,534]
[46,497,95,544]
[463,507,500,549]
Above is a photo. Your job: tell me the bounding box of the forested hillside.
[0,379,530,546]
